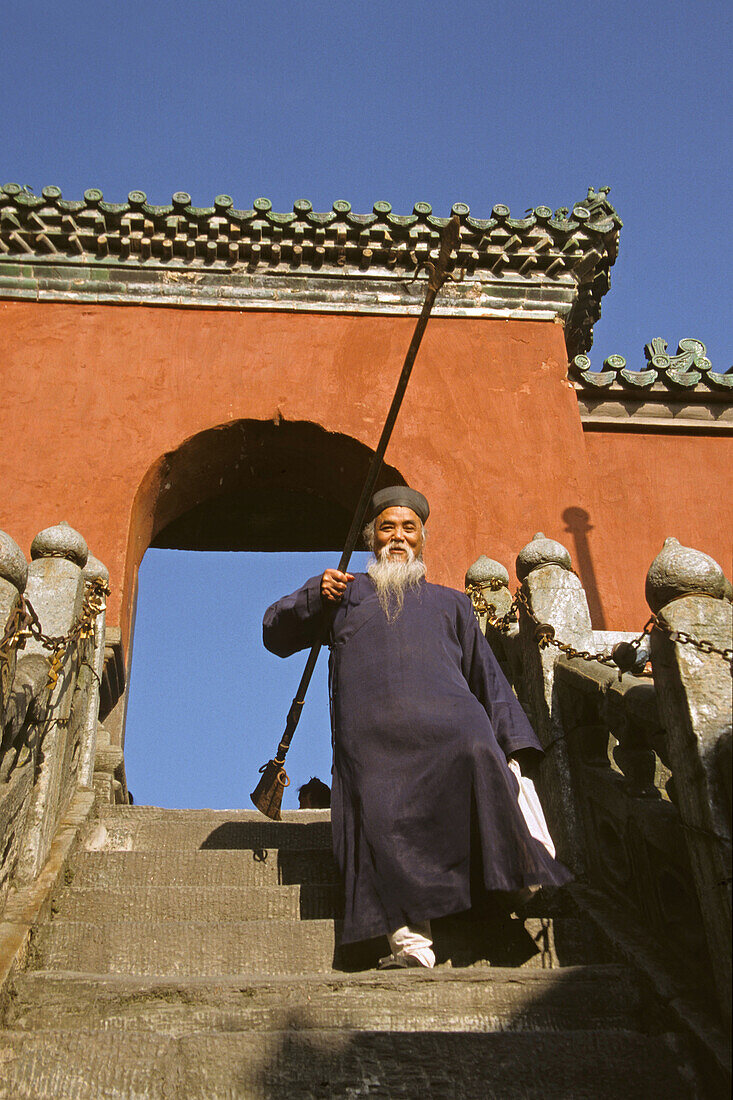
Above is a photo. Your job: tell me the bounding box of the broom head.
[250,757,290,821]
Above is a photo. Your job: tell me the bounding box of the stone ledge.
[580,412,733,434]
[0,259,578,322]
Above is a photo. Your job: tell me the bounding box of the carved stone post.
[0,532,31,906]
[646,537,732,1022]
[465,555,518,680]
[0,531,28,732]
[465,556,511,616]
[515,533,593,874]
[16,522,88,882]
[77,554,109,788]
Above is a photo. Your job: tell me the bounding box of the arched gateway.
[1,183,730,752]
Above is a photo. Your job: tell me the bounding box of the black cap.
[368,486,430,524]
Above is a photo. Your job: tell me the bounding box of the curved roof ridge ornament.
[571,338,732,396]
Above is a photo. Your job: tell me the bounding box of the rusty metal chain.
[466,581,620,669]
[466,581,733,674]
[651,615,733,666]
[0,577,110,689]
[465,578,520,632]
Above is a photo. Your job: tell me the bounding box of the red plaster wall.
[1,300,729,651]
[581,431,733,628]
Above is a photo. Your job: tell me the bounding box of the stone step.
[70,847,338,888]
[52,884,343,922]
[8,965,649,1036]
[32,916,351,977]
[32,916,600,977]
[0,1026,694,1099]
[434,911,604,970]
[86,807,332,853]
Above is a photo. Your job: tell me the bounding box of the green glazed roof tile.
[570,339,731,401]
[0,181,627,356]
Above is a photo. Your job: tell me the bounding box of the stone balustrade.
[467,532,732,1021]
[645,537,732,1022]
[2,513,729,1023]
[0,523,110,914]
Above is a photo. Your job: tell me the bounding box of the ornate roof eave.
[571,338,733,433]
[0,183,621,357]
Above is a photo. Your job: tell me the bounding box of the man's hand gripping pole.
[251,215,461,820]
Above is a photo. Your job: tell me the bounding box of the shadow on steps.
[243,1019,696,1100]
[336,888,604,973]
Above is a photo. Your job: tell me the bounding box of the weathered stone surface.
[0,1027,694,1100]
[0,803,710,1097]
[0,530,28,592]
[30,914,597,977]
[465,555,509,589]
[22,558,85,653]
[32,917,345,977]
[0,587,22,724]
[87,807,334,851]
[71,847,338,888]
[8,965,645,1035]
[0,766,34,913]
[90,745,124,776]
[0,790,95,994]
[516,553,593,875]
[81,554,109,585]
[1,527,103,857]
[515,532,572,581]
[50,883,341,923]
[649,591,732,1025]
[76,558,108,791]
[464,556,514,655]
[12,546,88,885]
[0,533,28,729]
[29,522,88,569]
[3,654,49,753]
[646,537,727,612]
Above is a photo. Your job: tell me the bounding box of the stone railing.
[0,523,111,915]
[466,534,732,1021]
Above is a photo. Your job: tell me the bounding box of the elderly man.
[263,486,569,968]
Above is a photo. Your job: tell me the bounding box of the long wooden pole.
[251,215,461,819]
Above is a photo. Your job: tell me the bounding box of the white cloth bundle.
[508,757,556,859]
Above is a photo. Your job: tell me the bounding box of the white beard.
[367,545,426,621]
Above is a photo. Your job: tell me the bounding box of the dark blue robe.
[263,574,570,944]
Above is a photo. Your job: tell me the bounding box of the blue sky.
[3,0,730,807]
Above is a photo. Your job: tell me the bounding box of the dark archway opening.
[149,419,404,553]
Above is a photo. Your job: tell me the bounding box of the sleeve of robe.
[457,594,544,760]
[262,575,331,657]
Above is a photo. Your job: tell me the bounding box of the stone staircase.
[0,806,706,1098]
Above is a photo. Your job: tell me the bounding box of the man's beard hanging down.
[367,544,426,622]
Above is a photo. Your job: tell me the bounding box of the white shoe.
[378,948,435,970]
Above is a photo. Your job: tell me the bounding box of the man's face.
[374,507,423,561]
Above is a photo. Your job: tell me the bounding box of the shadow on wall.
[562,507,606,629]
